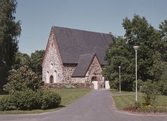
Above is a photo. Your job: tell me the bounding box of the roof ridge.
[53,26,109,35]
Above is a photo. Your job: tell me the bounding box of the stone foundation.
[41,83,94,89]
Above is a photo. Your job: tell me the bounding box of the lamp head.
[133,46,139,50]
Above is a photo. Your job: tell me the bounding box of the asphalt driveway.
[0,89,167,121]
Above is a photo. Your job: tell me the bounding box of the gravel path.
[0,89,167,121]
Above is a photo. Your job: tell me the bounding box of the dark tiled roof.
[53,26,113,65]
[72,53,95,77]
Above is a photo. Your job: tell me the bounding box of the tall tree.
[30,50,45,80]
[12,52,31,69]
[104,15,165,91]
[159,20,167,61]
[0,0,21,89]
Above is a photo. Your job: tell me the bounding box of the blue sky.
[15,0,167,55]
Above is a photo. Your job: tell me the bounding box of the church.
[42,26,113,89]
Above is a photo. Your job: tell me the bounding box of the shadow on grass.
[0,105,66,114]
[59,105,65,108]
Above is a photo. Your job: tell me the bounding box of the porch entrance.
[92,77,98,89]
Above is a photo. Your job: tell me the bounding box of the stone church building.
[42,26,113,89]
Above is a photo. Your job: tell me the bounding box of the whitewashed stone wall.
[42,30,64,83]
[63,65,76,82]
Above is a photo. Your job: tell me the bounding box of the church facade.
[42,26,113,89]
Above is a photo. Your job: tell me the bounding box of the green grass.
[0,88,92,114]
[111,89,167,110]
[110,89,136,95]
[51,88,92,106]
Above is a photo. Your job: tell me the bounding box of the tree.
[0,0,21,89]
[103,15,166,91]
[30,50,45,79]
[159,20,167,61]
[12,52,31,69]
[103,37,135,90]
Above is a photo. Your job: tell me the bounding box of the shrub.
[4,65,44,94]
[1,89,61,111]
[10,89,36,110]
[40,90,61,109]
[142,80,160,106]
[0,96,12,111]
[157,81,167,95]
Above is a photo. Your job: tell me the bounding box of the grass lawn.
[111,89,167,110]
[51,88,92,106]
[0,88,92,114]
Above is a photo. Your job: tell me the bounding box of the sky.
[15,0,167,55]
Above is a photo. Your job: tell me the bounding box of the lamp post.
[133,46,139,102]
[118,66,121,93]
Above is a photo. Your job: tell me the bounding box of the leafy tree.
[103,37,135,90]
[104,15,166,91]
[159,20,167,61]
[0,0,21,89]
[12,52,31,69]
[30,50,45,79]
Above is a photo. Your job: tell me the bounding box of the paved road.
[0,89,167,121]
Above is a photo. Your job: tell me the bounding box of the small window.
[50,62,53,69]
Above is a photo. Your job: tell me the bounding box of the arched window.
[50,62,53,69]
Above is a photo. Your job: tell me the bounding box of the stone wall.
[42,29,64,83]
[63,65,76,82]
[41,83,93,89]
[86,56,104,87]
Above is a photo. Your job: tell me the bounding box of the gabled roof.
[53,26,113,65]
[72,53,95,77]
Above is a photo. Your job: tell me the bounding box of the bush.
[157,81,167,95]
[1,89,61,111]
[142,80,160,106]
[0,96,12,111]
[40,90,61,109]
[10,89,36,110]
[4,65,44,94]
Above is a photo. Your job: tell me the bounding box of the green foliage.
[30,50,45,80]
[0,89,61,111]
[103,15,167,91]
[159,20,167,61]
[11,50,45,81]
[0,96,12,111]
[40,90,61,109]
[10,89,36,110]
[0,0,21,89]
[132,79,144,92]
[4,65,44,93]
[142,80,161,106]
[12,52,31,69]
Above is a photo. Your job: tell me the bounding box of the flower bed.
[123,105,167,113]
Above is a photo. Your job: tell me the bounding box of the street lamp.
[118,66,121,93]
[133,46,139,102]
